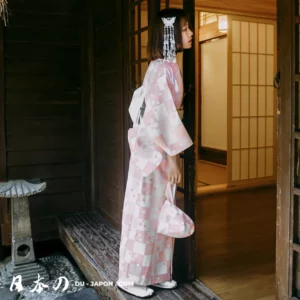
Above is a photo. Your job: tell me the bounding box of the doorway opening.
[195,9,277,300]
[198,12,228,188]
[196,11,277,193]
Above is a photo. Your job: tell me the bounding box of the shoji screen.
[227,16,276,186]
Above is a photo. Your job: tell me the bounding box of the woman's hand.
[167,155,181,184]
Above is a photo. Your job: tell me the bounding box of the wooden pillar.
[0,21,6,181]
[183,0,196,281]
[148,0,160,25]
[276,0,293,298]
[87,0,95,210]
[0,20,7,261]
[122,0,130,198]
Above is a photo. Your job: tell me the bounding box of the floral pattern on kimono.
[118,59,193,286]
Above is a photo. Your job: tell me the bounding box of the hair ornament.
[161,17,176,62]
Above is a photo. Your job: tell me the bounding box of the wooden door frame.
[0,22,6,182]
[0,20,6,260]
[87,0,96,210]
[122,0,130,196]
[183,0,196,281]
[276,0,293,298]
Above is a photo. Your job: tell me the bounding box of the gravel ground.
[0,252,89,300]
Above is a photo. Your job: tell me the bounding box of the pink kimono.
[118,59,193,286]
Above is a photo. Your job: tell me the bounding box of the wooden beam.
[0,21,6,181]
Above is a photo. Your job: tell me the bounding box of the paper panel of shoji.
[250,118,258,148]
[258,148,266,177]
[232,150,240,181]
[241,118,249,148]
[258,87,266,116]
[241,149,249,180]
[241,54,249,84]
[250,55,258,85]
[258,24,266,54]
[249,149,257,178]
[266,148,273,177]
[241,86,249,116]
[241,22,249,52]
[250,86,258,116]
[249,23,258,53]
[266,25,274,55]
[232,21,241,52]
[228,16,276,186]
[232,86,240,116]
[258,118,266,147]
[266,87,274,115]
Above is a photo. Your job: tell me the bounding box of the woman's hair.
[148,8,189,61]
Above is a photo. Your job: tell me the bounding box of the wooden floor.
[197,160,227,187]
[195,186,276,300]
[58,212,220,300]
[57,185,276,299]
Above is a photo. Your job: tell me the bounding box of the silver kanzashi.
[161,17,176,62]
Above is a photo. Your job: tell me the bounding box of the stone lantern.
[0,179,49,286]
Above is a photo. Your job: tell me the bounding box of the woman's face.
[181,21,193,49]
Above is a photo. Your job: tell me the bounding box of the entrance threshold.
[197,182,276,196]
[58,211,220,299]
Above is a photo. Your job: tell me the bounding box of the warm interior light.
[218,15,228,32]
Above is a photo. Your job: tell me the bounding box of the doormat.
[0,252,93,300]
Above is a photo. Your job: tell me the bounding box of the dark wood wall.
[92,0,124,230]
[1,0,90,241]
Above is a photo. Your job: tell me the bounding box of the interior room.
[197,12,228,188]
[195,8,277,300]
[197,11,276,191]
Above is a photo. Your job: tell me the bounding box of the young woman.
[117,8,193,298]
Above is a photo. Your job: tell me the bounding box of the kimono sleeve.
[142,65,193,156]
